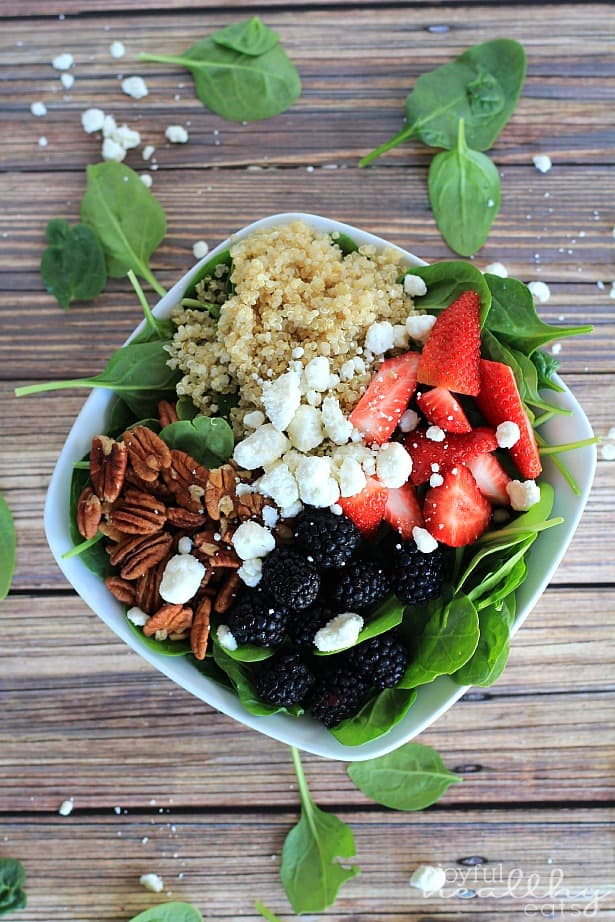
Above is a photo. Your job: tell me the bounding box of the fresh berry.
[423,465,492,547]
[416,387,472,433]
[349,351,420,444]
[331,559,391,611]
[392,540,447,605]
[417,291,481,396]
[384,482,424,539]
[466,453,512,506]
[254,653,315,707]
[405,426,498,485]
[288,603,335,648]
[348,633,408,689]
[310,665,369,726]
[293,507,361,568]
[475,359,542,479]
[226,590,289,646]
[338,477,388,538]
[261,548,320,610]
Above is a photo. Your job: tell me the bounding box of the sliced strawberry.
[417,291,481,396]
[466,453,512,506]
[416,387,472,433]
[384,482,424,539]
[405,426,498,485]
[424,465,492,548]
[349,351,420,445]
[475,359,542,480]
[338,477,388,538]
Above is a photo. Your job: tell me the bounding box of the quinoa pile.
[167,220,420,432]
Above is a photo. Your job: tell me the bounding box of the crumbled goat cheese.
[287,404,325,452]
[413,526,438,553]
[216,624,238,650]
[142,144,155,161]
[296,456,340,507]
[235,482,253,497]
[399,408,419,433]
[338,456,367,498]
[61,72,74,89]
[365,320,395,355]
[232,521,275,560]
[496,421,521,449]
[528,281,551,304]
[237,557,263,588]
[262,505,279,529]
[533,154,552,173]
[102,137,126,162]
[600,443,615,461]
[112,124,140,149]
[485,261,508,278]
[340,359,357,380]
[429,473,444,488]
[165,124,189,143]
[81,107,105,133]
[139,874,164,894]
[393,324,410,350]
[192,240,209,260]
[409,865,446,894]
[159,554,206,604]
[303,356,330,392]
[291,346,304,359]
[233,424,290,470]
[403,274,427,297]
[551,342,562,355]
[320,396,353,445]
[406,314,436,342]
[262,371,302,432]
[38,136,48,147]
[30,101,47,117]
[109,40,126,59]
[330,503,343,515]
[506,479,541,511]
[279,449,304,473]
[431,463,440,472]
[376,442,413,488]
[58,799,74,816]
[121,76,149,99]
[139,173,153,188]
[127,606,149,626]
[281,499,303,519]
[426,425,446,442]
[314,612,364,652]
[52,53,74,71]
[243,409,265,429]
[177,536,193,555]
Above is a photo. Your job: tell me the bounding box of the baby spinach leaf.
[360,39,526,165]
[139,28,301,123]
[315,595,404,655]
[80,162,167,297]
[212,17,279,56]
[0,857,27,916]
[159,416,234,468]
[453,601,511,687]
[0,494,16,601]
[428,119,501,257]
[40,218,107,310]
[183,249,233,301]
[347,742,461,811]
[68,463,112,579]
[400,260,491,325]
[532,349,565,393]
[254,902,283,922]
[176,396,200,421]
[478,482,556,542]
[330,231,359,256]
[221,643,275,663]
[213,645,287,715]
[281,747,359,914]
[107,397,139,435]
[128,269,175,343]
[399,592,479,689]
[331,687,417,746]
[126,619,191,656]
[129,903,203,922]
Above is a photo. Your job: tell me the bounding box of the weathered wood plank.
[2,811,613,921]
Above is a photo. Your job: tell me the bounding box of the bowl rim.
[44,211,597,761]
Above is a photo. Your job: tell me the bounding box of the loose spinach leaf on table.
[0,494,16,601]
[453,598,512,687]
[212,17,279,56]
[347,742,462,811]
[0,857,27,917]
[428,119,501,256]
[159,416,235,468]
[281,747,359,914]
[81,162,167,297]
[254,901,284,922]
[400,260,492,325]
[332,687,417,746]
[40,218,107,310]
[129,903,203,922]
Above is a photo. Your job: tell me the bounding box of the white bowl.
[45,212,596,761]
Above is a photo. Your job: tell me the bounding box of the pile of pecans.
[75,400,272,660]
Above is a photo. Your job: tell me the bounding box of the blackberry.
[288,603,334,649]
[348,633,408,689]
[310,666,369,727]
[261,547,320,611]
[331,560,391,612]
[254,653,315,707]
[293,507,360,568]
[226,590,289,646]
[392,541,447,605]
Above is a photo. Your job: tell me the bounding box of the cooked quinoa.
[167,220,420,431]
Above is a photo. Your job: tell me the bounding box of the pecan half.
[205,465,237,520]
[108,489,167,535]
[162,450,210,511]
[208,547,241,569]
[90,435,127,502]
[192,528,222,558]
[98,520,124,543]
[77,486,102,539]
[123,426,172,483]
[135,558,167,614]
[108,532,173,580]
[166,507,208,530]
[105,575,137,606]
[235,492,267,520]
[158,400,178,428]
[143,603,193,638]
[213,572,241,615]
[190,597,211,660]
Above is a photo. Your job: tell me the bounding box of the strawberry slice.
[466,453,512,506]
[424,465,492,547]
[383,482,424,540]
[475,359,542,480]
[349,351,420,445]
[405,426,498,485]
[416,387,472,433]
[417,291,481,396]
[338,477,388,538]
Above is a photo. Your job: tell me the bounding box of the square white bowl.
[45,212,596,761]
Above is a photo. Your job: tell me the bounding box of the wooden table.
[1,1,614,919]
